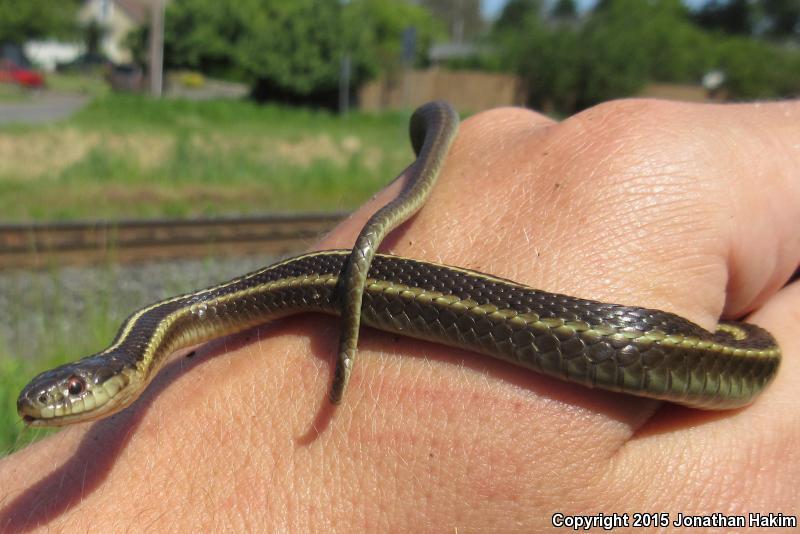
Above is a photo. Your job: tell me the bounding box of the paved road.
[0,91,89,125]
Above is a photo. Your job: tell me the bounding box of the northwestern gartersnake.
[17,102,780,426]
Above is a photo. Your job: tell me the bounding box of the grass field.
[0,349,63,451]
[0,93,414,220]
[0,94,419,455]
[0,267,143,454]
[0,254,288,455]
[0,83,29,102]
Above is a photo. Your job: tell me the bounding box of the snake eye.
[67,376,85,396]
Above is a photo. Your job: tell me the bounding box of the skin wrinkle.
[711,106,798,309]
[606,435,696,510]
[548,109,736,321]
[621,287,800,510]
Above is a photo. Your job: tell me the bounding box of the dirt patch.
[191,132,259,156]
[0,129,99,178]
[192,131,378,169]
[0,129,174,179]
[273,134,367,167]
[102,134,174,170]
[99,183,269,204]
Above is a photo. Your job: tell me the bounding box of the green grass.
[0,94,413,221]
[0,94,417,454]
[0,291,116,455]
[46,72,110,98]
[0,82,29,102]
[0,255,285,455]
[0,354,61,453]
[0,262,124,454]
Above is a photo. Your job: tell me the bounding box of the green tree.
[419,0,485,42]
[551,0,577,20]
[763,0,800,39]
[494,0,542,32]
[490,0,800,113]
[0,0,80,44]
[346,0,442,75]
[162,0,249,79]
[582,0,709,102]
[242,0,440,104]
[691,0,799,41]
[712,36,800,98]
[691,0,755,35]
[492,2,580,112]
[237,0,344,100]
[577,1,655,106]
[144,0,438,106]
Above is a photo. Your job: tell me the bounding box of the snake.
[17,101,780,427]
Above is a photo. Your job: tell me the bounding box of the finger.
[606,281,800,512]
[700,102,800,317]
[744,280,800,422]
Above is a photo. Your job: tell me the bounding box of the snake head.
[17,353,136,427]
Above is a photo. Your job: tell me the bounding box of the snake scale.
[17,101,780,427]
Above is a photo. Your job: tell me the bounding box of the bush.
[134,0,441,107]
[491,0,800,114]
[712,36,800,99]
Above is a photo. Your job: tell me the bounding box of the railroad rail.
[0,213,347,268]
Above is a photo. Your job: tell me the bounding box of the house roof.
[115,0,152,24]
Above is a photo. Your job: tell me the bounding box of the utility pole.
[339,54,351,115]
[401,26,416,109]
[149,0,165,97]
[338,0,351,115]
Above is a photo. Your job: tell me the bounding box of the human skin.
[0,99,798,532]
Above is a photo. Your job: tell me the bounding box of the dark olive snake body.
[17,102,780,426]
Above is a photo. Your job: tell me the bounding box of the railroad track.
[0,213,346,268]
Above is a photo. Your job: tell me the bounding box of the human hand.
[1,99,798,531]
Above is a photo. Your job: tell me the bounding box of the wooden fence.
[359,70,720,113]
[359,68,525,113]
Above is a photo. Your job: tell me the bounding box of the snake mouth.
[18,371,136,427]
[20,396,128,427]
[21,409,109,427]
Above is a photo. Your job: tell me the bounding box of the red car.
[0,58,45,88]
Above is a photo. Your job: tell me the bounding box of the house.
[78,0,155,64]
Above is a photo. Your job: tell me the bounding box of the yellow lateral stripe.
[106,253,779,362]
[103,251,343,355]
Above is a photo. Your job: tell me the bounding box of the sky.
[481,0,711,19]
[480,0,598,18]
